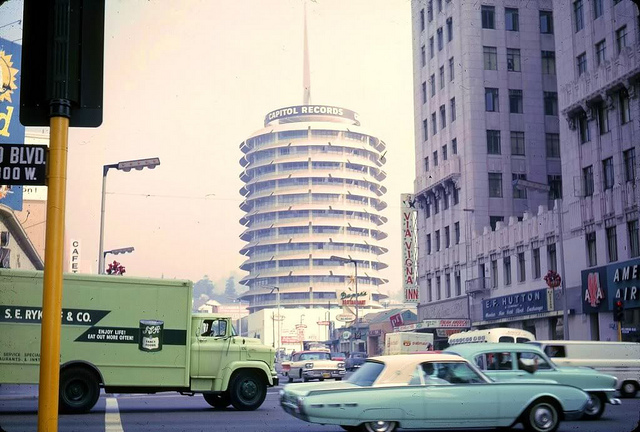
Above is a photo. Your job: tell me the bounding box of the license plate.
[323,373,330,378]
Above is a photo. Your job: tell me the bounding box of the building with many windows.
[553,0,639,340]
[237,105,390,352]
[410,0,640,343]
[411,0,562,343]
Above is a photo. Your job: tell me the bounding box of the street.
[1,385,639,432]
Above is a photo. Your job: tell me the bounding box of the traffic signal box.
[613,300,625,322]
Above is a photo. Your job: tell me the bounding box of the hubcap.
[586,394,601,414]
[532,405,555,431]
[623,383,635,394]
[366,421,393,432]
[66,380,87,402]
[240,379,258,400]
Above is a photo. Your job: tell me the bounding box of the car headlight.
[337,362,345,368]
[279,389,285,397]
[305,362,314,369]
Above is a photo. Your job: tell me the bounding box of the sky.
[3,0,416,298]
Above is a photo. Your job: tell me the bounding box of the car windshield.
[346,361,385,386]
[331,352,346,358]
[299,352,331,361]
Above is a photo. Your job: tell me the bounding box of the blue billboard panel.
[482,288,552,321]
[0,37,25,211]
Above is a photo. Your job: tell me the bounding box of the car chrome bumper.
[608,397,621,405]
[302,369,346,379]
[272,375,279,386]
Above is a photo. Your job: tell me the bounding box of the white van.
[530,340,640,398]
[447,328,535,346]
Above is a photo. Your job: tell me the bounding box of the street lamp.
[330,255,359,352]
[103,246,134,259]
[299,314,305,351]
[268,286,282,356]
[98,157,160,274]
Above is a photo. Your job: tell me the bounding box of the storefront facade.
[581,258,640,342]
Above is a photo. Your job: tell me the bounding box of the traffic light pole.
[38,106,70,432]
[618,321,622,342]
[36,2,72,431]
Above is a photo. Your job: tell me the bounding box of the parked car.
[345,352,367,371]
[281,350,346,383]
[530,340,640,398]
[280,353,589,432]
[445,343,620,420]
[331,352,347,361]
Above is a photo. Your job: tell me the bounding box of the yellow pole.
[618,321,622,342]
[37,115,69,432]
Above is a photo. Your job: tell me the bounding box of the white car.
[282,350,346,382]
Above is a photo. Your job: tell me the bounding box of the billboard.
[581,258,640,313]
[401,194,419,302]
[482,288,554,321]
[0,37,25,211]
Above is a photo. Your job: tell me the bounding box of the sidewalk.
[0,385,39,401]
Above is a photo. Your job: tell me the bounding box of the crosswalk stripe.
[105,397,125,432]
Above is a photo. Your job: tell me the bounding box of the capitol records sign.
[401,194,419,303]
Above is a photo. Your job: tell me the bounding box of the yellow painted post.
[37,115,69,432]
[618,321,622,342]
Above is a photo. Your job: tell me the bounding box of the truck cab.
[190,314,278,410]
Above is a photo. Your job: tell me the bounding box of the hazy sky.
[10,0,416,297]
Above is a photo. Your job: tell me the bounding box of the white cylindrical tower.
[238,105,388,313]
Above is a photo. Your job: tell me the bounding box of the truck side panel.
[0,270,192,389]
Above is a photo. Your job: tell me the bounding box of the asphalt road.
[1,385,639,432]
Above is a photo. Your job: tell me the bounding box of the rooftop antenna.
[303,1,311,105]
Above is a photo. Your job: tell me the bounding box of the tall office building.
[411,1,561,331]
[552,0,639,340]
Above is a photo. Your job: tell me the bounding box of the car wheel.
[620,381,638,398]
[203,392,230,409]
[583,393,605,420]
[360,421,397,432]
[59,367,100,414]
[522,399,559,432]
[228,371,267,411]
[288,374,294,383]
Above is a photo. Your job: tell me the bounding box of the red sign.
[316,321,330,326]
[389,313,404,328]
[281,336,299,344]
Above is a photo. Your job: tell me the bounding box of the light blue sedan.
[280,353,589,432]
[444,343,620,420]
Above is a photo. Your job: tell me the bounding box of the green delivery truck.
[0,269,278,413]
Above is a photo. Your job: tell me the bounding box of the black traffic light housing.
[613,300,625,322]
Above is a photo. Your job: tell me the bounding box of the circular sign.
[295,324,308,329]
[336,313,356,322]
[316,321,330,326]
[342,331,352,340]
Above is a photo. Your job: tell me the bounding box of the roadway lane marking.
[105,397,125,432]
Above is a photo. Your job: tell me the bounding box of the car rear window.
[347,361,384,386]
[543,345,566,358]
[516,337,531,343]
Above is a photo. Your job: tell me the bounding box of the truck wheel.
[59,367,100,414]
[229,371,266,411]
[203,392,230,409]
